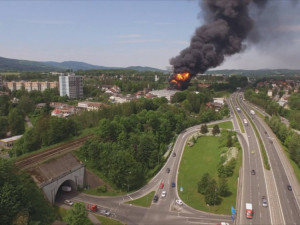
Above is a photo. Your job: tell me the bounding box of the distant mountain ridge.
[0,56,166,72]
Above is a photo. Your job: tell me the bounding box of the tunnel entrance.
[55,179,77,204]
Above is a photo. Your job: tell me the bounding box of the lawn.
[126,191,155,207]
[208,121,233,130]
[94,214,124,225]
[178,136,241,215]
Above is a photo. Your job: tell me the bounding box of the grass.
[54,206,69,221]
[178,136,241,215]
[94,214,124,225]
[126,191,155,207]
[208,121,233,130]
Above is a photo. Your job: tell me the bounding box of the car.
[262,196,268,207]
[172,182,176,188]
[99,209,111,217]
[172,152,176,157]
[160,182,164,189]
[161,191,166,198]
[166,168,170,173]
[153,195,159,202]
[176,199,183,205]
[251,170,256,175]
[288,185,292,191]
[216,223,229,225]
[64,200,73,206]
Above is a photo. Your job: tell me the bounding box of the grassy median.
[208,121,233,130]
[126,191,155,207]
[178,135,241,215]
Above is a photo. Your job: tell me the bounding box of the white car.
[176,199,183,205]
[64,200,73,206]
[161,191,166,198]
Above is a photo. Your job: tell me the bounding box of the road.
[59,120,233,225]
[238,93,300,225]
[228,94,272,225]
[57,92,300,225]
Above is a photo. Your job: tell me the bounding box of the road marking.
[127,195,133,200]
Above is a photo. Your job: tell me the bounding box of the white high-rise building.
[59,73,83,99]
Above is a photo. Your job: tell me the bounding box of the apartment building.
[59,73,83,99]
[4,81,58,92]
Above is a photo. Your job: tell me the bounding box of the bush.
[97,185,107,193]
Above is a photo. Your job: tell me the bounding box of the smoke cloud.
[169,0,269,88]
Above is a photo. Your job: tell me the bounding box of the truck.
[246,203,253,219]
[237,107,241,112]
[250,110,255,115]
[86,204,98,212]
[243,119,248,126]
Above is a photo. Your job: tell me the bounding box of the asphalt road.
[238,94,300,225]
[229,94,272,225]
[58,120,233,225]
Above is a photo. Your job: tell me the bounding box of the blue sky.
[1,0,300,70]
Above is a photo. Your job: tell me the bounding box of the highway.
[58,92,300,225]
[238,93,300,225]
[229,93,272,225]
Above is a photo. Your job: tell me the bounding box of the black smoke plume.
[169,0,268,89]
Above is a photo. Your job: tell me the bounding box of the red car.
[160,182,164,189]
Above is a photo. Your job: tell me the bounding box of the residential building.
[59,73,83,99]
[4,81,58,92]
[77,101,107,111]
[0,135,22,148]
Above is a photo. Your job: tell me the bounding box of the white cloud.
[116,39,161,44]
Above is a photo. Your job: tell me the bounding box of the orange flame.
[170,72,190,87]
[174,72,190,81]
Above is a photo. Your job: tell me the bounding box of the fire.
[170,72,191,89]
[173,72,190,81]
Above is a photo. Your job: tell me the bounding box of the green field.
[208,121,233,130]
[178,136,241,215]
[126,191,155,207]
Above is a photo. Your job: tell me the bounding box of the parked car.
[99,209,111,217]
[153,195,159,202]
[161,191,166,198]
[166,168,170,173]
[287,185,292,191]
[172,182,176,188]
[64,200,73,206]
[251,170,256,175]
[176,199,183,205]
[160,182,164,189]
[262,196,268,207]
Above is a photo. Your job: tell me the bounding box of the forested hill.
[0,56,59,72]
[207,69,300,76]
[0,56,166,72]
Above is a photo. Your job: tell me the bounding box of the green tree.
[0,116,8,138]
[8,108,25,136]
[218,178,230,197]
[204,178,221,205]
[212,125,220,136]
[0,95,10,116]
[64,202,93,225]
[200,124,208,134]
[17,95,35,114]
[197,173,211,195]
